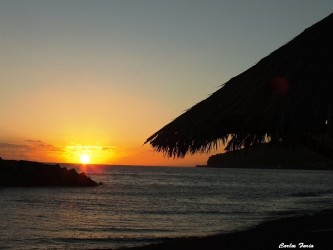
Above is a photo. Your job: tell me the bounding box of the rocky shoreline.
[0,158,99,187]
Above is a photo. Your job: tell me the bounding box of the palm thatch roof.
[145,13,333,158]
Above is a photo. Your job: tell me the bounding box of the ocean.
[1,166,333,249]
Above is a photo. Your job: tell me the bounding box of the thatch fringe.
[145,13,333,158]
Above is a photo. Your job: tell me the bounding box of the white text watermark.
[279,243,314,248]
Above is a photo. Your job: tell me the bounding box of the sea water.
[1,166,333,249]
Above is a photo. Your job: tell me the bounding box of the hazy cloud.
[0,140,63,160]
[102,146,116,151]
[25,139,43,143]
[0,143,29,149]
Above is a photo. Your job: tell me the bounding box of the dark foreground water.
[1,166,333,249]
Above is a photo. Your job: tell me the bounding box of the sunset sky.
[0,1,332,166]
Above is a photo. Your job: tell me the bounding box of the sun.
[80,154,90,164]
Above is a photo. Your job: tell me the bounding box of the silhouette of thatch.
[145,13,333,158]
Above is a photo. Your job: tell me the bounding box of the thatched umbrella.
[145,13,333,159]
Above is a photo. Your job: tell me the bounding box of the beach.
[124,210,333,250]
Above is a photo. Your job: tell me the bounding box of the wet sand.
[121,210,333,250]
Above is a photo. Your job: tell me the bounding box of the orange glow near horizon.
[0,139,220,167]
[0,135,222,166]
[63,144,117,164]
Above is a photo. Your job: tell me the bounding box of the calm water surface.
[1,166,333,249]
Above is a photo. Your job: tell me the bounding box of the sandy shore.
[120,210,333,250]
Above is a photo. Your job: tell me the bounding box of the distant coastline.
[203,145,333,171]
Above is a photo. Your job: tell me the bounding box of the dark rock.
[0,159,99,187]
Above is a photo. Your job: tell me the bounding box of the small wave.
[70,227,172,233]
[290,191,320,197]
[14,198,41,203]
[52,235,172,244]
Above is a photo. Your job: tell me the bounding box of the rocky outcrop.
[207,145,333,170]
[0,158,99,187]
